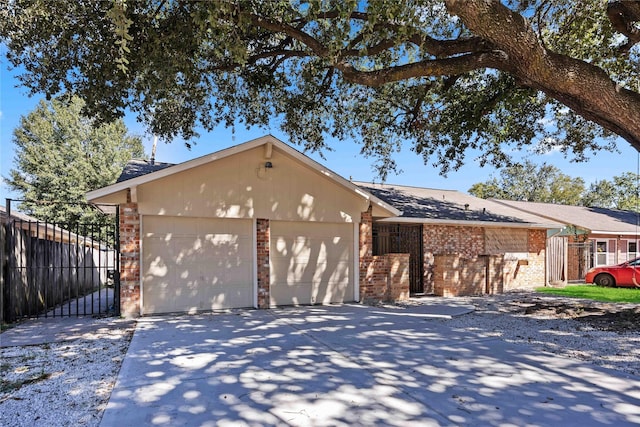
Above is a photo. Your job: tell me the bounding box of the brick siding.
[427,225,547,296]
[359,205,409,303]
[256,218,270,308]
[423,225,485,293]
[119,203,140,317]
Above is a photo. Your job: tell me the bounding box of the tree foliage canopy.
[5,95,145,225]
[469,162,640,212]
[582,172,640,211]
[1,0,639,177]
[468,160,586,205]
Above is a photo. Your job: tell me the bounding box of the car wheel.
[594,274,615,287]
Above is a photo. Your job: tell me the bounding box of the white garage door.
[270,221,354,306]
[142,216,253,314]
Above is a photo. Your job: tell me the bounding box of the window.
[630,241,638,259]
[595,241,608,266]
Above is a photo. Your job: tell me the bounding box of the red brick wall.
[423,225,485,293]
[433,255,486,296]
[427,226,547,294]
[119,203,140,317]
[363,256,388,302]
[387,253,410,302]
[256,218,270,308]
[361,254,410,303]
[358,206,409,303]
[359,206,373,299]
[509,228,545,290]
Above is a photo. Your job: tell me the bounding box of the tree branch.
[445,0,640,151]
[607,0,640,52]
[335,51,510,87]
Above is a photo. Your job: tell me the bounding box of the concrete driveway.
[100,304,640,426]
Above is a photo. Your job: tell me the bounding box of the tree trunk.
[446,0,640,152]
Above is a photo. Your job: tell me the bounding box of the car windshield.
[628,258,640,267]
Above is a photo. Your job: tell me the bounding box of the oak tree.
[468,160,586,204]
[582,172,640,211]
[1,1,639,177]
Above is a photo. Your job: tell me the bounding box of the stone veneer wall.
[119,203,140,317]
[256,218,270,308]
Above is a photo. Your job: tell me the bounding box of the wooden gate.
[373,224,424,294]
[547,236,568,285]
[568,241,591,282]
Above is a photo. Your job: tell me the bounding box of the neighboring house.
[86,136,561,316]
[356,183,561,295]
[493,200,640,283]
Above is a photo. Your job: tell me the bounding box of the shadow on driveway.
[100,304,640,426]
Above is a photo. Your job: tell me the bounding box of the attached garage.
[142,216,253,314]
[86,135,400,316]
[270,221,355,306]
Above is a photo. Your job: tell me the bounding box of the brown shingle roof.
[493,200,640,234]
[355,182,561,227]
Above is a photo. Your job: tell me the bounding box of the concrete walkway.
[100,303,640,426]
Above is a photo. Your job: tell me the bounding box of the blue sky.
[2,56,639,205]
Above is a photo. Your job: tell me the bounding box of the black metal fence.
[373,223,425,294]
[1,200,120,322]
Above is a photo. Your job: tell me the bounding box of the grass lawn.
[535,284,640,304]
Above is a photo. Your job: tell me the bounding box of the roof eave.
[375,217,560,229]
[86,135,401,217]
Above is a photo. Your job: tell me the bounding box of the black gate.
[2,201,120,322]
[373,223,424,294]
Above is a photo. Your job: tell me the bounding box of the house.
[492,200,640,283]
[86,136,560,316]
[355,183,562,295]
[87,136,403,316]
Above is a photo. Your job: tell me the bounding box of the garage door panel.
[273,237,351,260]
[272,260,352,284]
[270,221,354,306]
[143,217,253,314]
[270,278,351,306]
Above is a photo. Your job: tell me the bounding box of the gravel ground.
[422,292,640,377]
[1,291,639,426]
[0,319,135,427]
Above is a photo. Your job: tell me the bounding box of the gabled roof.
[355,182,562,229]
[86,135,400,217]
[493,199,640,235]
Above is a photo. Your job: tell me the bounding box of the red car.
[585,257,640,287]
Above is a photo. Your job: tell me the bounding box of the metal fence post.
[114,205,121,316]
[3,199,13,323]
